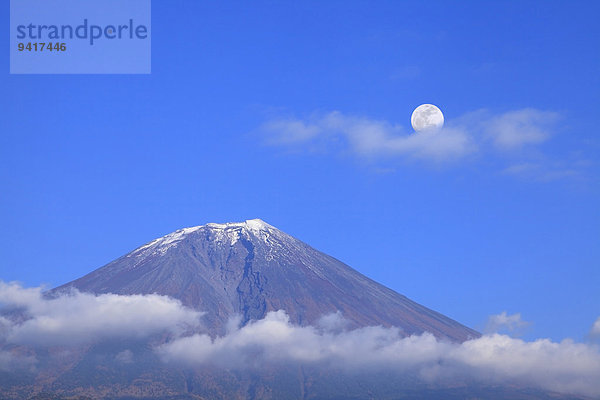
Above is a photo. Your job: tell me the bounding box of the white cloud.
[261,111,476,162]
[115,349,134,364]
[262,119,321,145]
[591,317,600,337]
[502,161,581,182]
[0,349,36,372]
[158,310,600,398]
[2,282,599,398]
[485,311,530,335]
[390,65,421,80]
[316,310,349,333]
[260,108,567,171]
[0,281,203,346]
[485,109,559,150]
[453,334,600,397]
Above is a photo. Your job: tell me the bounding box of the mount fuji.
[2,220,587,400]
[56,219,479,342]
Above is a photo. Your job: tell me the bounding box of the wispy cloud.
[262,111,475,162]
[484,109,560,150]
[390,65,421,80]
[259,108,584,180]
[115,349,134,364]
[502,162,580,181]
[591,317,600,337]
[0,349,36,372]
[485,311,531,336]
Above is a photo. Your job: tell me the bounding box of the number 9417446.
[18,42,66,52]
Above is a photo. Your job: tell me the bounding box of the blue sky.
[1,1,599,343]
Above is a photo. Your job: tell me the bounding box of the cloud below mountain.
[1,282,599,398]
[158,310,600,398]
[0,281,203,347]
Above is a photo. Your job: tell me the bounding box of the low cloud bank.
[1,282,599,398]
[159,310,600,398]
[0,281,203,346]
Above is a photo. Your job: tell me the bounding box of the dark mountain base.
[1,345,589,400]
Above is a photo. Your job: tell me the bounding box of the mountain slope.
[56,219,479,341]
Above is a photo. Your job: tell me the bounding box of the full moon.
[411,104,444,132]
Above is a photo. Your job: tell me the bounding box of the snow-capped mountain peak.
[129,219,281,257]
[59,219,480,342]
[206,218,273,232]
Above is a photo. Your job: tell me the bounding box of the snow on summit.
[129,219,281,257]
[206,218,274,232]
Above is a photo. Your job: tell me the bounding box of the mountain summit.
[58,219,479,341]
